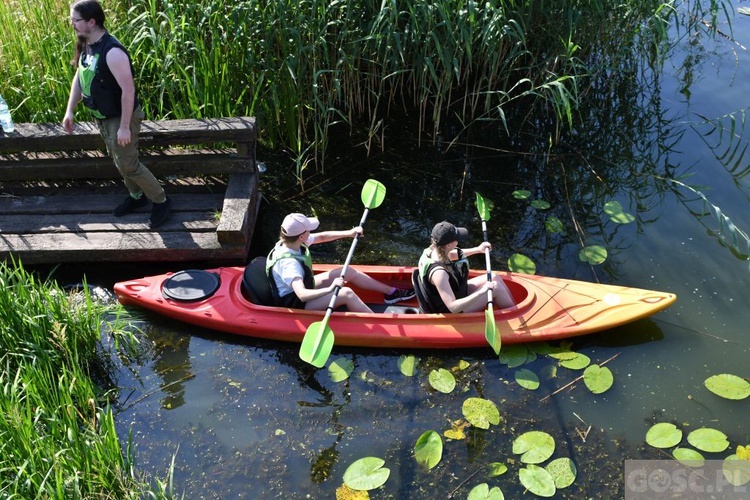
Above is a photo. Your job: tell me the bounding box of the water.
[58,9,750,499]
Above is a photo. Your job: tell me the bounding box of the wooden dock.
[0,117,259,264]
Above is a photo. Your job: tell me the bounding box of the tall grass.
[0,259,170,498]
[0,0,728,178]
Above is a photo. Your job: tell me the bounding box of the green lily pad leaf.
[578,245,608,265]
[672,447,705,467]
[545,457,577,488]
[519,464,556,497]
[397,354,419,377]
[429,368,456,394]
[512,190,531,199]
[513,431,556,464]
[646,423,683,449]
[342,457,390,491]
[545,216,564,233]
[456,359,471,371]
[498,345,529,368]
[487,462,508,477]
[328,357,354,382]
[559,353,591,370]
[583,365,613,394]
[414,430,443,470]
[687,428,729,453]
[604,200,635,224]
[468,483,505,500]
[462,397,501,429]
[704,374,750,400]
[547,350,578,361]
[515,368,540,390]
[508,253,536,274]
[723,455,750,486]
[531,199,551,210]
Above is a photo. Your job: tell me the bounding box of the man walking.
[62,0,171,228]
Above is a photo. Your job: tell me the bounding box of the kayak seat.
[411,269,438,313]
[242,256,275,306]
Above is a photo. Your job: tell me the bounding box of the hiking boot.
[149,197,172,228]
[113,194,148,216]
[384,288,417,304]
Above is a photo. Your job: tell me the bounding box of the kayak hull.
[113,264,676,348]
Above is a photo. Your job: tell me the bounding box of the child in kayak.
[266,213,415,311]
[417,221,515,313]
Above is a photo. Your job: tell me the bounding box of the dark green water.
[56,7,750,498]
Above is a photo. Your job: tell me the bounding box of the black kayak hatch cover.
[162,269,221,302]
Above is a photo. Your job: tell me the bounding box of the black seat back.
[411,268,438,313]
[242,257,274,306]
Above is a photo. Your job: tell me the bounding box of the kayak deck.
[114,264,676,349]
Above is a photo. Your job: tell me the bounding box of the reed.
[0,259,169,497]
[0,0,726,178]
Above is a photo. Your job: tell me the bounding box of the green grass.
[0,259,172,498]
[1,0,707,180]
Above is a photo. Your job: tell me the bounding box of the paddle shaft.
[481,219,493,307]
[308,206,371,356]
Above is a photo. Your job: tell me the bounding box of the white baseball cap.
[281,213,319,236]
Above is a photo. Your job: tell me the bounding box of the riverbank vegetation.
[1,0,730,178]
[0,259,170,498]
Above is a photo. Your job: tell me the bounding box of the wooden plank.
[217,173,259,246]
[0,231,246,264]
[0,151,252,181]
[0,117,257,153]
[0,211,218,234]
[0,192,224,215]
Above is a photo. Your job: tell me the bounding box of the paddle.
[299,179,387,367]
[475,192,501,355]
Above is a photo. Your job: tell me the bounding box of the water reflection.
[151,329,192,410]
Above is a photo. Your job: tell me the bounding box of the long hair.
[70,0,106,68]
[431,239,451,262]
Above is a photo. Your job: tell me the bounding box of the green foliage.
[583,364,614,394]
[704,374,750,400]
[328,357,354,382]
[513,431,556,464]
[342,457,390,491]
[428,368,456,393]
[397,354,419,376]
[413,430,443,470]
[646,422,683,449]
[462,397,501,429]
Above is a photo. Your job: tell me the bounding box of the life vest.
[417,247,469,313]
[265,243,315,303]
[78,33,138,119]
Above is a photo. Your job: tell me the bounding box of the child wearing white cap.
[265,213,416,311]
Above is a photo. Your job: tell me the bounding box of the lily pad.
[672,447,705,467]
[531,199,551,210]
[414,430,443,470]
[723,455,750,486]
[583,365,613,394]
[513,431,556,464]
[519,464,556,497]
[335,484,369,499]
[467,483,505,500]
[328,357,354,382]
[646,423,683,449]
[738,445,750,460]
[498,345,529,368]
[487,462,508,477]
[704,374,750,400]
[512,190,531,199]
[508,253,536,274]
[444,419,470,440]
[545,457,577,488]
[687,428,729,453]
[462,397,501,429]
[604,200,635,224]
[547,350,578,361]
[545,216,564,234]
[429,368,456,394]
[342,457,390,491]
[515,368,540,390]
[578,245,608,265]
[559,353,591,370]
[397,354,419,376]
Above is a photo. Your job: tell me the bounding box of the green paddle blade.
[475,192,494,221]
[299,320,335,368]
[362,179,387,209]
[485,308,501,355]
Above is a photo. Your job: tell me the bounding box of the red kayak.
[113,260,676,349]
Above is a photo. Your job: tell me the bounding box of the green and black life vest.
[77,32,138,119]
[265,243,315,304]
[417,247,469,313]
